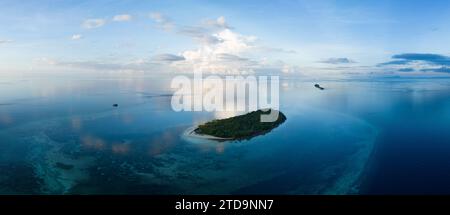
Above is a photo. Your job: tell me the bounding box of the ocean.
[1,73,450,194]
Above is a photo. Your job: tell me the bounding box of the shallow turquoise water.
[1,74,449,194]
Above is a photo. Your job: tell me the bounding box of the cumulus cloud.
[44,13,297,74]
[82,19,106,29]
[148,13,297,74]
[319,57,356,64]
[71,34,83,40]
[176,28,259,74]
[113,14,132,22]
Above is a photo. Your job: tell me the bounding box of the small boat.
[113,104,118,107]
[314,84,325,90]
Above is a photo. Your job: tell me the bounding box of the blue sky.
[1,0,450,75]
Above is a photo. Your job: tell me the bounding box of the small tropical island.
[191,109,287,141]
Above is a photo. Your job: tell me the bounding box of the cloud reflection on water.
[81,135,105,150]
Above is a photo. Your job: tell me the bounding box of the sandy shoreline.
[182,126,233,142]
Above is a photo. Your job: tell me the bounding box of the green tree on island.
[195,109,287,140]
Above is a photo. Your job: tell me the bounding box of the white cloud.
[149,13,298,74]
[113,14,132,22]
[172,28,259,74]
[43,14,298,75]
[82,19,106,29]
[177,26,221,45]
[203,16,232,29]
[149,12,174,31]
[216,16,228,28]
[71,34,83,40]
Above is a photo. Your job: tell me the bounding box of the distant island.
[192,109,287,140]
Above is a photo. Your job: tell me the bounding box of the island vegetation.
[194,109,287,140]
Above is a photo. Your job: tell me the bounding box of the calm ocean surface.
[1,73,450,194]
